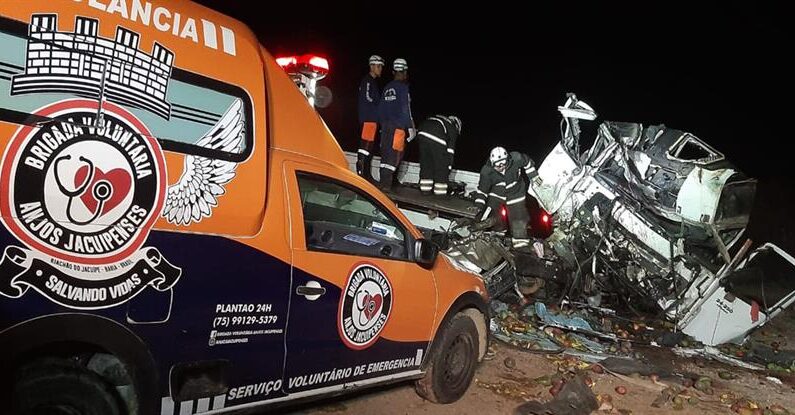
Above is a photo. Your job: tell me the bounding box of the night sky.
[197,0,792,249]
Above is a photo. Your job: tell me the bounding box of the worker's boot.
[356,154,373,182]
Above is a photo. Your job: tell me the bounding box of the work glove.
[406,127,417,142]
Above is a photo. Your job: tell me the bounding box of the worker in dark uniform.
[356,54,384,181]
[417,115,462,196]
[377,58,413,191]
[473,147,538,250]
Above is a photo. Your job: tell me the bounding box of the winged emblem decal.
[162,99,244,225]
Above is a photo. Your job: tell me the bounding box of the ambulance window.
[297,173,408,260]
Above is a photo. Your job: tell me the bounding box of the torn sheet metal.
[524,94,795,346]
[672,346,765,371]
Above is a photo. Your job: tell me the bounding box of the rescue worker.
[356,54,384,181]
[473,147,538,251]
[417,115,462,196]
[377,58,414,191]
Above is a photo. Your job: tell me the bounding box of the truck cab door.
[282,161,436,395]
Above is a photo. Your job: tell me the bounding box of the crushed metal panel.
[676,167,737,224]
[680,243,795,345]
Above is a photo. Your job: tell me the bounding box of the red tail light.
[500,206,507,218]
[541,213,549,224]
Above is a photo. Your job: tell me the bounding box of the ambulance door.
[282,161,436,395]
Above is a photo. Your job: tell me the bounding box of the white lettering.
[106,0,129,18]
[221,26,236,55]
[201,19,217,49]
[88,0,107,11]
[171,12,181,36]
[75,0,236,56]
[130,0,151,25]
[179,18,198,42]
[153,7,170,31]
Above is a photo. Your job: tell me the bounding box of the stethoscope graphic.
[53,154,112,225]
[356,289,379,326]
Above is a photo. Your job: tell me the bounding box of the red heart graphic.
[362,293,383,322]
[74,165,132,217]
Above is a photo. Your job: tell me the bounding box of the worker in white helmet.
[473,147,538,251]
[376,58,414,190]
[355,54,384,181]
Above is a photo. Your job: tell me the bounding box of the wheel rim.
[441,332,474,391]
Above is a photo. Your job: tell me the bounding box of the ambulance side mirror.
[414,238,438,268]
[314,86,333,108]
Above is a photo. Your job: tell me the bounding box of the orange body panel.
[0,1,488,409]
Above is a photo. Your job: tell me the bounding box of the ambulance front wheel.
[415,312,480,403]
[12,358,126,415]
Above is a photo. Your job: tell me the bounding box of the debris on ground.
[488,295,795,414]
[513,375,598,415]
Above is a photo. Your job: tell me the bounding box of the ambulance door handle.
[296,281,325,300]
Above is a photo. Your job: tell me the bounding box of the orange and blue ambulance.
[0,1,489,414]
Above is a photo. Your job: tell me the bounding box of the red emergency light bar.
[275,56,297,67]
[275,54,330,77]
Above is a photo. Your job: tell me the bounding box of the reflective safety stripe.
[380,163,396,171]
[507,196,526,205]
[358,149,370,156]
[494,182,506,187]
[429,116,449,134]
[420,179,433,191]
[524,161,534,169]
[475,198,486,204]
[513,239,530,248]
[447,148,455,154]
[506,181,518,189]
[489,193,506,200]
[418,131,447,146]
[482,206,492,219]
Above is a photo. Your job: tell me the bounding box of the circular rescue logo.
[0,99,165,265]
[338,263,393,350]
[0,99,180,310]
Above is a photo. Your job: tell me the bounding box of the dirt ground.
[281,309,795,415]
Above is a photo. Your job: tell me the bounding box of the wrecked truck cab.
[535,116,754,254]
[527,94,795,346]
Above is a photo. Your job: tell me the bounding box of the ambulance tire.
[13,358,125,415]
[415,312,479,403]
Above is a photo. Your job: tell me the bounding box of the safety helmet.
[368,54,384,66]
[393,58,408,72]
[448,115,462,134]
[489,147,509,170]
